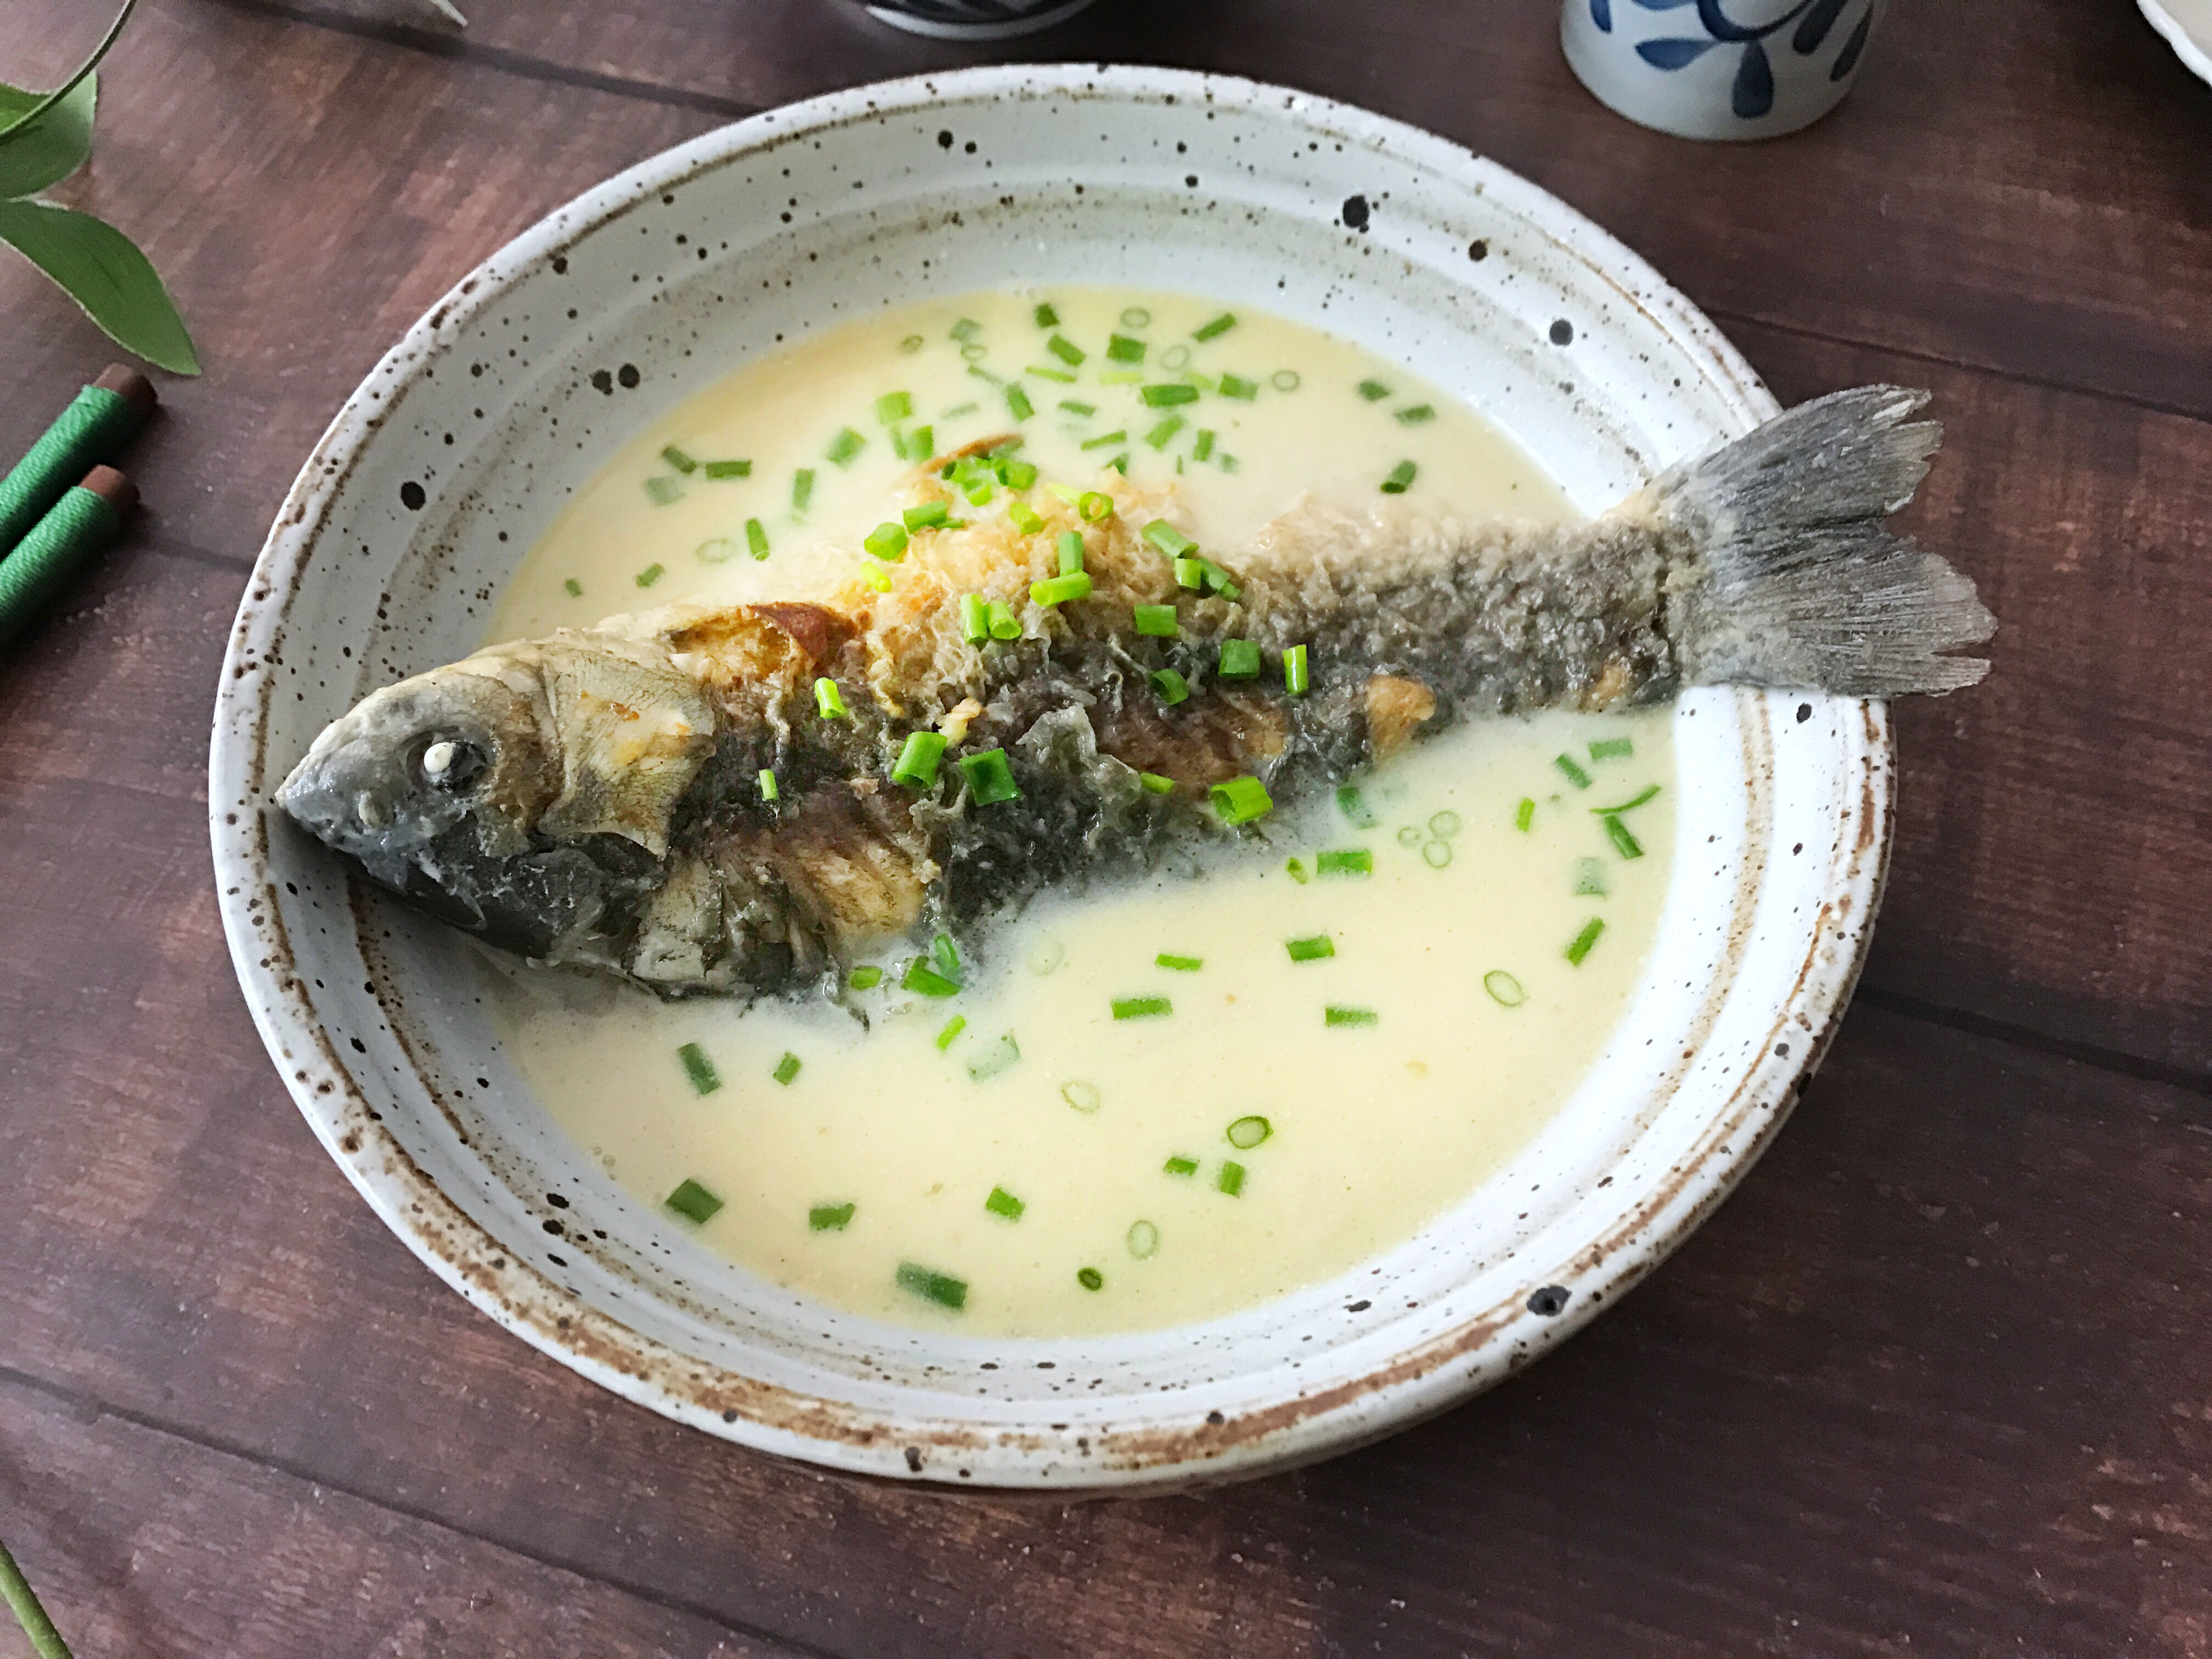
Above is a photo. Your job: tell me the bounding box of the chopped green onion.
[904,500,951,532]
[1381,460,1418,495]
[936,1014,966,1050]
[1194,312,1237,341]
[1590,736,1634,760]
[1484,970,1527,1008]
[1216,452,1240,473]
[644,476,684,506]
[1396,403,1436,425]
[966,1033,1020,1082]
[661,445,698,474]
[1173,556,1206,590]
[1031,571,1093,607]
[635,562,665,587]
[1046,332,1085,365]
[1134,603,1178,637]
[1429,810,1462,837]
[1026,360,1076,380]
[876,391,913,425]
[809,1202,855,1232]
[1060,399,1097,416]
[1150,668,1190,706]
[1565,918,1606,965]
[1317,848,1372,877]
[664,1178,724,1224]
[703,458,752,478]
[939,400,979,419]
[1193,428,1216,461]
[932,932,961,982]
[988,601,1021,641]
[746,518,771,559]
[1112,996,1172,1020]
[678,1042,721,1094]
[1080,429,1128,452]
[1126,1220,1161,1259]
[814,678,849,719]
[758,769,779,803]
[895,1262,967,1310]
[950,318,981,343]
[1284,644,1309,696]
[1271,370,1301,392]
[696,537,739,565]
[903,958,960,997]
[959,748,1022,804]
[1226,1115,1272,1149]
[899,333,924,353]
[1120,306,1152,328]
[865,521,910,561]
[563,578,583,597]
[1077,1266,1104,1290]
[1514,797,1536,832]
[1336,785,1379,828]
[1217,639,1261,678]
[1285,857,1309,884]
[859,561,893,594]
[1144,416,1186,449]
[1192,557,1240,600]
[1164,1155,1199,1176]
[1034,302,1060,328]
[1592,784,1661,815]
[962,475,995,506]
[826,427,865,467]
[1209,775,1273,825]
[1324,1006,1378,1028]
[1141,382,1200,407]
[1076,492,1113,524]
[961,593,990,643]
[1218,374,1259,400]
[1156,953,1203,972]
[998,456,1039,490]
[985,1186,1026,1221]
[1008,500,1046,535]
[1422,840,1453,869]
[1057,530,1087,574]
[1061,1080,1102,1114]
[848,965,883,990]
[773,1051,802,1085]
[1217,1161,1246,1196]
[1554,753,1593,789]
[1107,334,1147,364]
[1601,815,1645,860]
[1005,383,1035,422]
[1357,379,1392,402]
[792,468,815,513]
[1139,772,1175,795]
[893,730,948,788]
[1285,935,1334,962]
[1143,520,1196,558]
[1397,825,1423,848]
[1573,857,1610,896]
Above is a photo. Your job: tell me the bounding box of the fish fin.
[1659,385,1994,696]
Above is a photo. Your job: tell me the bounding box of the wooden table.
[4,2,2209,1652]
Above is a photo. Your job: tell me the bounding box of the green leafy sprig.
[1,0,199,375]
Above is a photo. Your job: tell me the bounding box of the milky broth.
[485,289,1675,1338]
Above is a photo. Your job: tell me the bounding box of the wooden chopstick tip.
[79,466,138,515]
[92,364,157,416]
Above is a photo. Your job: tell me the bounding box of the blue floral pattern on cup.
[1589,0,1873,117]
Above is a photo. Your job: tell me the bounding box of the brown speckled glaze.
[209,65,1894,1490]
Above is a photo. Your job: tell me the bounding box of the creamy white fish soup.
[484,289,1673,1338]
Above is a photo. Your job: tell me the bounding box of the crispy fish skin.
[278,384,1991,996]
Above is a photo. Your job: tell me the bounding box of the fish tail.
[1658,385,1993,696]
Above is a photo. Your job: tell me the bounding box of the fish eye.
[415,735,488,791]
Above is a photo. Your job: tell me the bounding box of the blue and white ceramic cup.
[1561,0,1886,140]
[859,0,1099,38]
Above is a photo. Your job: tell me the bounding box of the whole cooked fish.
[278,385,1991,996]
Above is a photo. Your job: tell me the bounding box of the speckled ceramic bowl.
[210,65,1891,1490]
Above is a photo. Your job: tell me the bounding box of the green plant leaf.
[0,0,136,144]
[0,71,97,200]
[0,198,198,374]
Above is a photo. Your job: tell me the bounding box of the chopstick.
[0,365,156,651]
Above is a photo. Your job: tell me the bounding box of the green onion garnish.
[1514,797,1536,832]
[1285,935,1334,962]
[1107,334,1147,364]
[1357,379,1392,402]
[1317,848,1372,876]
[1217,1161,1247,1196]
[988,600,1021,641]
[966,1033,1020,1083]
[932,932,961,983]
[1141,382,1200,407]
[678,1042,721,1094]
[665,1178,724,1224]
[1150,668,1190,706]
[959,748,1022,804]
[661,445,698,474]
[1008,501,1046,535]
[815,678,849,719]
[1174,556,1206,590]
[1194,312,1237,341]
[564,578,583,597]
[1284,644,1310,696]
[849,965,883,990]
[1156,953,1203,972]
[1144,416,1186,449]
[904,958,960,997]
[1573,857,1610,896]
[772,1051,802,1085]
[936,1014,967,1050]
[1164,1155,1199,1176]
[998,456,1039,490]
[1483,969,1527,1007]
[1590,736,1634,760]
[703,458,751,478]
[1112,996,1172,1020]
[950,318,983,345]
[1139,772,1175,795]
[1226,1115,1272,1150]
[1217,374,1259,400]
[758,768,779,803]
[962,475,995,506]
[1046,332,1085,365]
[984,1186,1026,1221]
[905,500,951,531]
[1335,785,1379,827]
[859,562,893,594]
[1060,1080,1102,1113]
[895,1261,967,1310]
[1565,918,1606,965]
[1057,529,1087,574]
[900,332,923,353]
[1210,775,1273,825]
[1421,841,1452,869]
[792,468,815,513]
[865,521,910,561]
[1134,604,1178,637]
[644,476,684,506]
[1076,490,1114,523]
[809,1202,855,1232]
[746,518,771,559]
[1126,1220,1161,1259]
[1324,1006,1378,1028]
[1060,399,1097,416]
[1285,857,1309,884]
[1601,815,1644,860]
[1592,784,1661,814]
[1192,557,1240,600]
[1005,383,1035,422]
[1381,460,1417,495]
[1396,403,1436,425]
[940,400,979,419]
[1205,639,1256,679]
[1032,571,1093,607]
[1077,1267,1104,1290]
[875,391,913,425]
[1193,428,1216,461]
[1554,753,1593,789]
[1272,370,1301,392]
[696,537,738,565]
[893,730,947,789]
[635,563,664,588]
[1143,520,1197,558]
[961,593,990,643]
[1216,452,1240,473]
[826,427,865,467]
[1080,429,1128,451]
[1430,810,1462,837]
[1034,302,1059,328]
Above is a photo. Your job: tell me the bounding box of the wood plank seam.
[1852,985,2212,1104]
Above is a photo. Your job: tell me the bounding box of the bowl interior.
[212,66,1885,1488]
